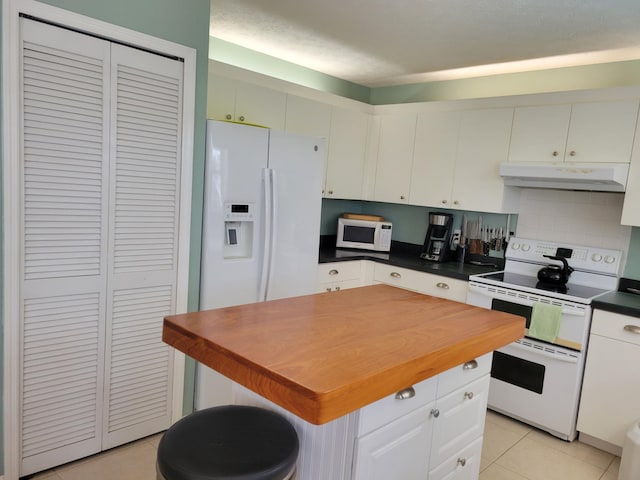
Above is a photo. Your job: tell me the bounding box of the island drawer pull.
[430,408,440,418]
[395,386,416,400]
[464,391,474,400]
[627,287,640,295]
[457,458,466,467]
[436,282,450,289]
[390,272,402,279]
[463,359,478,370]
[328,269,339,276]
[624,324,640,335]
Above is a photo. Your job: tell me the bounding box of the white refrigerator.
[196,120,325,409]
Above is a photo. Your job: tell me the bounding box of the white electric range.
[466,237,622,441]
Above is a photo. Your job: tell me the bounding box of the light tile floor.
[30,410,620,480]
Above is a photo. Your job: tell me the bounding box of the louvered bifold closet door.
[102,44,183,449]
[20,19,110,476]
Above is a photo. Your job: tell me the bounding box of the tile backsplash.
[515,189,631,255]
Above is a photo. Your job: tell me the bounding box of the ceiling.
[209,0,640,88]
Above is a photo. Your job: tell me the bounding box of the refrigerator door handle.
[265,168,278,301]
[259,167,273,302]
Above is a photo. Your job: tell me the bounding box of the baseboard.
[578,432,622,456]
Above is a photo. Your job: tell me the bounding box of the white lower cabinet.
[317,261,366,292]
[577,309,640,450]
[373,263,468,302]
[352,353,492,480]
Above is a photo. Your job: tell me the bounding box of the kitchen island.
[163,284,524,479]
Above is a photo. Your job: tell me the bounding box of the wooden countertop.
[163,284,524,425]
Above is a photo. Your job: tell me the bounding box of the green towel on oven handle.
[528,301,562,342]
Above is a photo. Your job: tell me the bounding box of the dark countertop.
[592,278,640,318]
[319,237,503,281]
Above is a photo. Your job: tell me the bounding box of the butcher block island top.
[163,284,524,425]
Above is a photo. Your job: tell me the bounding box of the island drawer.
[591,309,640,346]
[356,375,438,436]
[437,352,492,398]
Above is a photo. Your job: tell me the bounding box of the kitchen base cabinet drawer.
[318,261,363,283]
[373,263,467,301]
[428,437,483,480]
[353,403,434,480]
[357,375,438,436]
[437,352,492,398]
[429,375,490,467]
[590,309,640,345]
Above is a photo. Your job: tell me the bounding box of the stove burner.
[535,281,568,294]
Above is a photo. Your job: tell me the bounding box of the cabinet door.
[206,73,237,121]
[353,403,434,480]
[325,107,370,199]
[621,116,640,225]
[566,100,639,163]
[429,376,489,468]
[428,437,483,480]
[508,104,572,162]
[373,113,417,204]
[452,108,516,213]
[410,111,460,208]
[577,312,640,447]
[235,82,287,129]
[285,95,331,137]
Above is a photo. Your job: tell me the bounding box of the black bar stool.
[157,405,299,480]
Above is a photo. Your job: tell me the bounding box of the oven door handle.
[468,285,586,317]
[509,341,579,364]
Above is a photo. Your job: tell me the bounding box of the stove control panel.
[507,237,622,276]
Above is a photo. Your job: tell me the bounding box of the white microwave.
[336,217,392,252]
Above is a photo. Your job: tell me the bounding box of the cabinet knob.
[430,408,440,418]
[326,288,332,292]
[552,151,559,157]
[400,195,406,200]
[238,115,245,122]
[328,269,339,276]
[335,286,340,291]
[624,324,640,335]
[328,190,334,195]
[464,391,474,400]
[390,272,401,279]
[569,150,576,156]
[394,386,416,400]
[463,359,478,370]
[436,282,449,289]
[441,199,448,204]
[225,114,232,120]
[457,458,467,467]
[453,200,459,205]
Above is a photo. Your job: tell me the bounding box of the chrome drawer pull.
[627,287,640,295]
[395,386,415,400]
[436,282,450,289]
[430,408,440,418]
[390,272,401,278]
[463,359,478,370]
[464,391,474,400]
[328,269,339,276]
[624,325,640,335]
[457,458,466,467]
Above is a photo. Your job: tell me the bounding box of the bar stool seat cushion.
[157,405,299,480]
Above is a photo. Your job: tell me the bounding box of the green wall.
[1,0,211,473]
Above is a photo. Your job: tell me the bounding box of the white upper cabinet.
[621,114,640,226]
[325,107,370,200]
[373,113,417,204]
[285,94,332,137]
[410,110,460,208]
[508,100,640,164]
[410,108,518,213]
[207,73,287,129]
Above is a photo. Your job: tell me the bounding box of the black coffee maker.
[420,212,454,262]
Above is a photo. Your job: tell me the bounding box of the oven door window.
[491,351,545,394]
[491,298,531,328]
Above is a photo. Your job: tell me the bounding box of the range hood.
[499,162,630,192]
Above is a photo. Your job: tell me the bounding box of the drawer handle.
[463,359,478,370]
[328,269,339,276]
[436,282,450,289]
[624,324,640,335]
[430,408,440,418]
[464,391,474,400]
[390,272,401,279]
[457,458,466,467]
[395,386,415,400]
